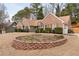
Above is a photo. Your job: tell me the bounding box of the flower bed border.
[12,38,67,50]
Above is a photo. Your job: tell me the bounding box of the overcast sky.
[4,3,30,20]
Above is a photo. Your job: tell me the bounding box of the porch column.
[43,25,45,30]
[63,23,68,34]
[2,28,5,34]
[52,24,54,30]
[28,24,30,30]
[51,24,56,30]
[2,30,5,34]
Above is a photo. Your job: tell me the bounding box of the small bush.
[71,21,77,25]
[15,29,21,32]
[52,27,74,34]
[45,28,52,33]
[68,29,74,33]
[35,28,44,33]
[15,29,29,32]
[52,27,62,34]
[35,28,52,33]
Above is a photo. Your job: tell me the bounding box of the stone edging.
[12,39,67,50]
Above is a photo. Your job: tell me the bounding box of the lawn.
[0,32,79,56]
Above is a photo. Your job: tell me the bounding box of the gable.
[59,15,70,24]
[42,13,64,25]
[16,22,23,29]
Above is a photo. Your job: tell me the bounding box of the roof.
[42,13,62,25]
[42,13,70,25]
[8,22,17,27]
[59,15,70,24]
[16,13,70,27]
[43,13,64,23]
[16,22,23,29]
[21,17,43,26]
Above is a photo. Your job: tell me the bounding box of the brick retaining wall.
[12,39,67,50]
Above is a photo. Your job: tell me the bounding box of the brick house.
[16,13,71,32]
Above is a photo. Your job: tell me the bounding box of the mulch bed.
[12,34,67,50]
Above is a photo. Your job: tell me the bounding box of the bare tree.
[0,3,9,33]
[50,3,56,13]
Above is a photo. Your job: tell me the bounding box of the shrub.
[68,29,74,33]
[52,27,62,34]
[45,28,52,33]
[15,29,21,32]
[15,29,29,32]
[71,21,77,25]
[35,28,52,33]
[52,27,74,34]
[35,28,43,33]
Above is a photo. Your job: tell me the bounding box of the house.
[16,13,71,32]
[0,23,7,33]
[6,22,17,32]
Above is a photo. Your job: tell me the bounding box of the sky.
[4,3,53,22]
[4,3,30,20]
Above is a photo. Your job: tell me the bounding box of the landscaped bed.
[12,34,67,50]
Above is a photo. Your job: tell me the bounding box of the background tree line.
[12,3,79,25]
[12,3,44,22]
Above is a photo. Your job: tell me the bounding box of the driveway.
[0,32,79,56]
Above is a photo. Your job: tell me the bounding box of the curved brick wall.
[12,39,67,50]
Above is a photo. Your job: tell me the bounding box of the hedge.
[52,27,62,34]
[35,28,52,33]
[36,27,74,34]
[15,29,29,32]
[52,27,74,34]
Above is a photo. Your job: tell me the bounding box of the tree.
[49,3,66,16]
[12,7,32,22]
[0,4,9,23]
[12,3,44,22]
[37,7,44,19]
[0,4,9,33]
[56,4,61,16]
[55,3,66,16]
[31,3,44,19]
[59,3,78,24]
[74,4,79,23]
[50,3,56,13]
